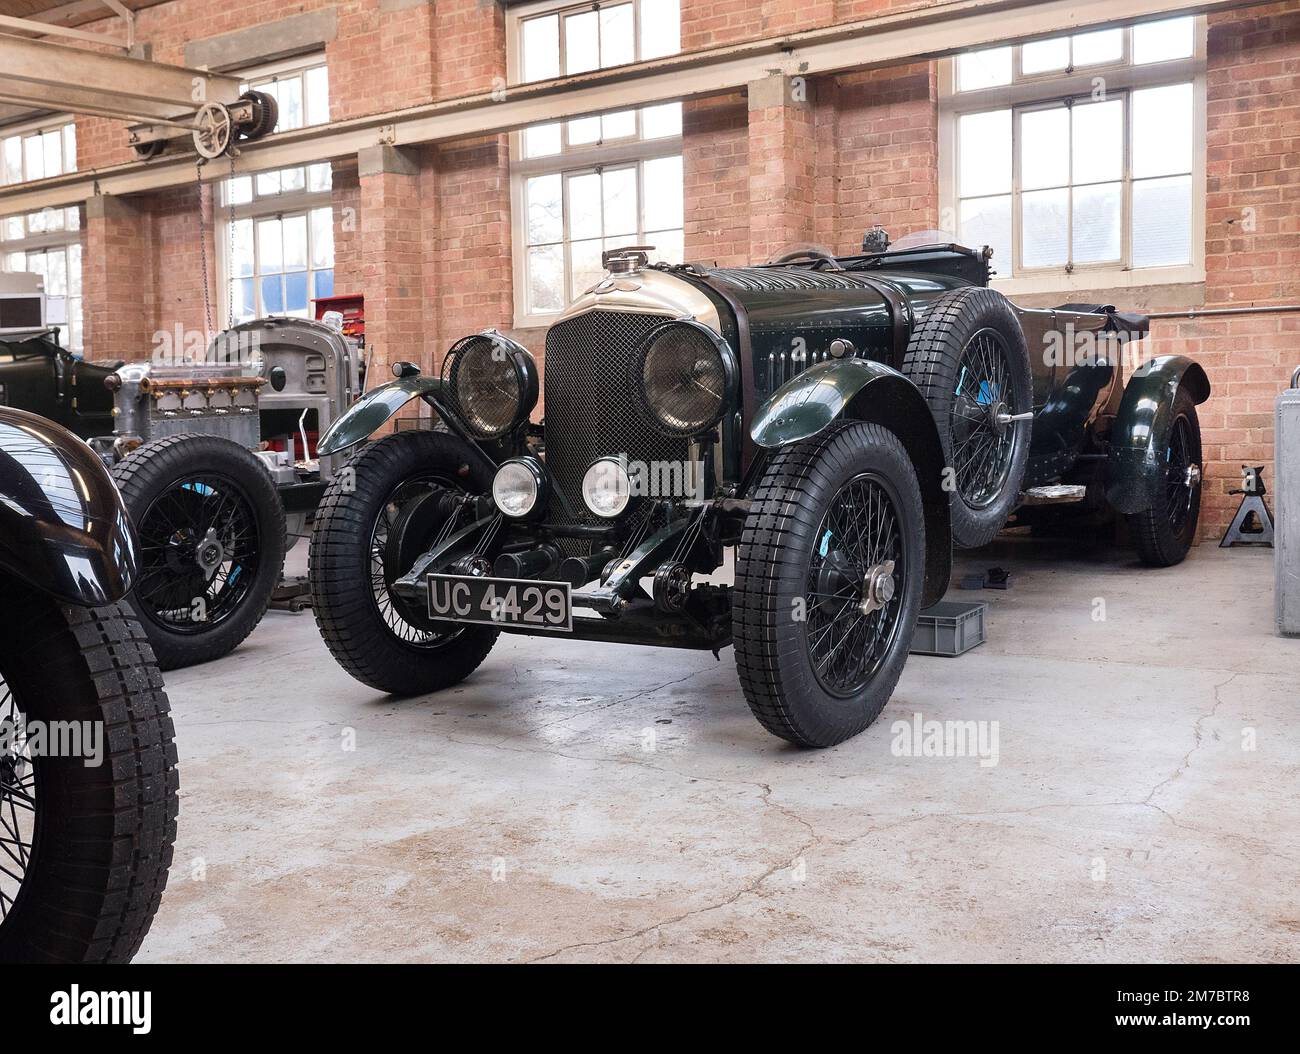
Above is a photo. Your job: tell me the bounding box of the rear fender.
[750,357,952,606]
[0,407,138,605]
[1106,355,1210,514]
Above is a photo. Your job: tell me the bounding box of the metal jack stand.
[1220,466,1274,547]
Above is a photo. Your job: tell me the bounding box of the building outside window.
[222,56,334,324]
[940,16,1205,294]
[0,119,83,350]
[508,0,684,326]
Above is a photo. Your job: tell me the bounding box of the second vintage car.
[307,234,1207,747]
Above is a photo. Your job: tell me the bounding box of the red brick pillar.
[356,144,427,383]
[82,194,151,362]
[747,73,817,263]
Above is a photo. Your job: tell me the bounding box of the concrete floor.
[140,538,1299,963]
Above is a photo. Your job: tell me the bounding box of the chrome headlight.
[581,456,631,518]
[441,331,539,440]
[492,457,548,519]
[631,320,736,438]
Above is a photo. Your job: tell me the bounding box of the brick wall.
[32,0,1300,542]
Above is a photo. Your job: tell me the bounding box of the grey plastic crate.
[910,600,987,657]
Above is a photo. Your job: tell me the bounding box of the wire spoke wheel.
[368,474,464,649]
[950,329,1016,510]
[804,473,906,697]
[0,669,36,927]
[1164,413,1197,534]
[134,473,260,633]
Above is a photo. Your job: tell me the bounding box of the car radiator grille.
[543,310,689,554]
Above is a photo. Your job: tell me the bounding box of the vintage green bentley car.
[308,234,1207,747]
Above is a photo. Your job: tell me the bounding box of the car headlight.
[442,331,539,440]
[492,458,547,519]
[581,456,631,518]
[631,320,736,438]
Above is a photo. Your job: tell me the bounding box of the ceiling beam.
[0,12,128,49]
[0,0,1261,214]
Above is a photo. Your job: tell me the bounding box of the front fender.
[1106,355,1211,514]
[0,407,138,605]
[750,357,952,607]
[317,375,443,456]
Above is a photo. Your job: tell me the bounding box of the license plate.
[426,574,573,633]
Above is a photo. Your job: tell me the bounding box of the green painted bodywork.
[317,375,444,455]
[1105,355,1210,514]
[749,355,952,608]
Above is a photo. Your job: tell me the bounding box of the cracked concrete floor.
[139,539,1299,963]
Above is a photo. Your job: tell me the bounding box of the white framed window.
[221,57,334,323]
[0,117,83,349]
[939,16,1206,294]
[507,0,684,327]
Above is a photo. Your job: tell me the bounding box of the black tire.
[309,430,499,696]
[902,286,1032,549]
[0,580,178,963]
[112,433,286,670]
[1127,389,1203,567]
[733,421,925,748]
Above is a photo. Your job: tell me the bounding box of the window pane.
[1134,16,1194,63]
[45,249,67,296]
[307,162,332,192]
[642,156,683,231]
[600,4,635,67]
[3,215,22,241]
[957,47,1011,91]
[602,167,637,237]
[279,165,305,193]
[277,76,304,131]
[523,123,561,158]
[640,0,680,59]
[568,172,602,239]
[28,209,45,234]
[47,296,67,326]
[1071,28,1123,67]
[646,229,682,264]
[1072,182,1122,263]
[527,244,564,312]
[567,116,601,145]
[601,110,636,140]
[565,11,600,75]
[2,138,20,184]
[1132,175,1192,267]
[1020,107,1069,190]
[1021,188,1069,268]
[314,268,335,300]
[43,130,62,178]
[65,206,80,231]
[231,279,255,322]
[286,270,309,314]
[642,102,682,139]
[282,214,307,270]
[258,218,283,273]
[229,175,253,204]
[1022,37,1068,75]
[261,275,284,313]
[305,66,330,125]
[43,206,65,232]
[311,207,334,269]
[23,136,43,181]
[1133,83,1193,177]
[522,14,560,82]
[68,243,81,296]
[958,109,1011,197]
[526,173,563,244]
[570,237,604,294]
[256,169,282,196]
[62,124,76,172]
[231,218,254,276]
[959,195,1012,273]
[1071,98,1122,184]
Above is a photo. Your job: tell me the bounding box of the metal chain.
[195,158,213,339]
[228,150,237,330]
